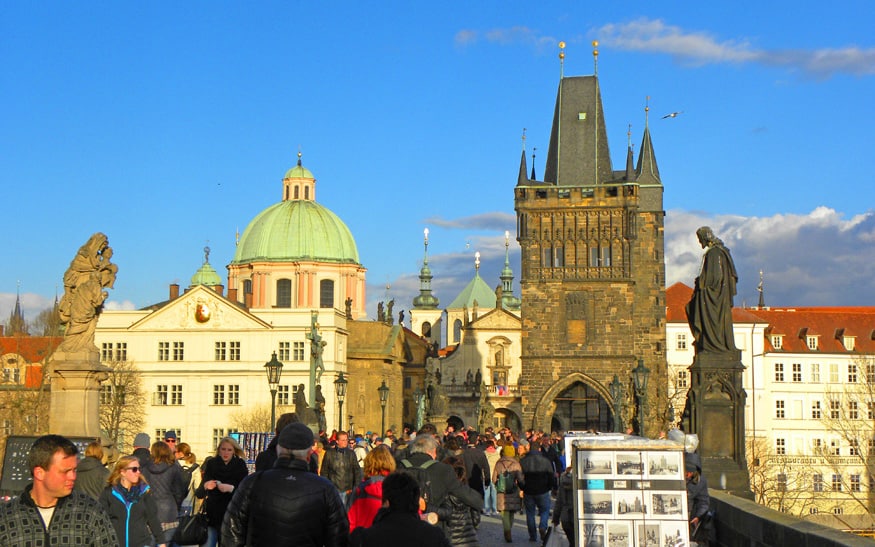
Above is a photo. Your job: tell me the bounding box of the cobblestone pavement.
[474,512,572,547]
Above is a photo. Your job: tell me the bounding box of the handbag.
[173,505,208,545]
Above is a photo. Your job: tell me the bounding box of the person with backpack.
[492,444,524,543]
[175,442,201,516]
[398,434,483,540]
[348,445,396,531]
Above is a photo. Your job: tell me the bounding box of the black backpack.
[180,462,199,489]
[399,458,438,511]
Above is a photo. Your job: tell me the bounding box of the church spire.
[757,270,765,309]
[636,97,660,183]
[625,123,636,181]
[412,228,439,310]
[499,231,522,311]
[8,282,26,335]
[518,129,529,185]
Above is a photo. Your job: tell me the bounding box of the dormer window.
[843,336,856,351]
[807,336,819,350]
[771,335,783,349]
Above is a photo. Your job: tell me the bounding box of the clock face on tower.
[195,302,211,323]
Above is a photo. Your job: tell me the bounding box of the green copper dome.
[231,200,360,264]
[191,262,222,287]
[447,272,496,309]
[284,164,314,179]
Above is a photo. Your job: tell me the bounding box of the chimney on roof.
[228,287,238,303]
[169,283,180,300]
[213,285,224,297]
[244,291,253,309]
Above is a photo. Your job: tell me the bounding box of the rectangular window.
[776,473,787,492]
[677,370,688,389]
[228,385,240,405]
[543,247,554,268]
[172,341,184,361]
[771,335,783,349]
[115,343,127,362]
[158,342,170,361]
[171,385,183,406]
[830,363,839,383]
[849,400,859,420]
[849,364,858,383]
[812,438,823,453]
[676,333,687,350]
[849,439,859,456]
[813,474,824,492]
[553,246,565,268]
[229,341,240,361]
[830,399,841,419]
[2,419,12,436]
[213,385,225,405]
[293,342,305,361]
[213,429,225,448]
[99,384,113,405]
[277,385,289,406]
[776,438,786,455]
[832,474,842,492]
[775,400,785,419]
[850,475,861,492]
[155,385,168,406]
[869,401,875,421]
[792,363,802,383]
[811,363,820,383]
[867,363,875,383]
[774,363,784,382]
[844,337,856,351]
[807,336,818,350]
[215,342,226,361]
[278,342,290,361]
[830,439,841,456]
[869,439,875,456]
[833,507,843,515]
[101,343,113,361]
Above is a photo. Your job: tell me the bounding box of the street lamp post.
[264,352,284,432]
[632,359,651,438]
[608,374,625,433]
[334,372,348,431]
[378,380,390,436]
[412,387,424,431]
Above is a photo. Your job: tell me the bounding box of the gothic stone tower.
[514,74,667,433]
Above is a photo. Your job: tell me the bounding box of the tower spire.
[517,129,529,185]
[413,228,440,310]
[531,147,537,180]
[757,270,765,308]
[500,231,522,310]
[636,97,660,183]
[625,123,636,181]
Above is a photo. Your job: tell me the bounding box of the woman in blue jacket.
[99,455,165,547]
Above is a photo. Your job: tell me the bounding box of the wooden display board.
[571,436,689,547]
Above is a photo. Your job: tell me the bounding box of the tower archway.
[532,372,614,433]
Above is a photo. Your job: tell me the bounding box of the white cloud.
[0,292,55,324]
[595,17,875,79]
[455,27,558,52]
[104,299,138,311]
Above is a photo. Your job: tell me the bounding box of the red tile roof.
[0,336,62,363]
[666,283,875,353]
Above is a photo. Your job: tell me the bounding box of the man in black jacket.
[320,430,362,504]
[222,423,348,547]
[520,439,556,542]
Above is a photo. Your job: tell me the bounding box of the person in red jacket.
[348,444,396,531]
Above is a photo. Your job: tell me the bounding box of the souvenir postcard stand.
[571,436,689,547]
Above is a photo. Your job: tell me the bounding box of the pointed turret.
[517,149,528,186]
[499,232,522,311]
[636,125,660,184]
[625,146,636,181]
[8,284,27,335]
[412,228,440,310]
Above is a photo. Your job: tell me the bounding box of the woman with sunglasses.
[99,455,166,547]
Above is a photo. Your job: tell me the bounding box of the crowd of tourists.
[0,420,709,547]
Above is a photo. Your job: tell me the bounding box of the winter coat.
[74,455,110,500]
[491,456,524,513]
[220,457,348,547]
[403,452,484,516]
[440,493,480,546]
[552,470,574,533]
[196,454,249,529]
[99,482,164,547]
[686,473,710,521]
[0,485,118,547]
[350,508,451,547]
[519,450,555,496]
[142,460,186,541]
[179,461,202,512]
[320,446,363,493]
[348,475,387,531]
[461,446,490,495]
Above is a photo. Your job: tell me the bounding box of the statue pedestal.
[685,350,752,496]
[49,350,109,438]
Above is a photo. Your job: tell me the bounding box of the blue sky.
[2,2,874,326]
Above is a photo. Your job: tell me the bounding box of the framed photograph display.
[571,436,690,547]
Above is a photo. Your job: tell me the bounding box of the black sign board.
[1,436,97,497]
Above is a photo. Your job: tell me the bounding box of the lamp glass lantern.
[264,352,284,431]
[378,380,390,436]
[334,372,348,430]
[632,359,651,394]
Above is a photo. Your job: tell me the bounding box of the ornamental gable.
[129,285,270,331]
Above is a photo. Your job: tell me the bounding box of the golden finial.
[645,95,651,128]
[558,41,566,78]
[592,40,599,75]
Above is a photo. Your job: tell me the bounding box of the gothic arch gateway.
[532,372,615,433]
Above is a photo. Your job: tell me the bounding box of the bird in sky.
[662,111,683,119]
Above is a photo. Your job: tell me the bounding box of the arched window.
[422,321,432,338]
[294,186,300,199]
[320,279,334,308]
[494,348,504,367]
[276,279,291,308]
[453,319,462,344]
[305,186,310,200]
[243,279,252,295]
